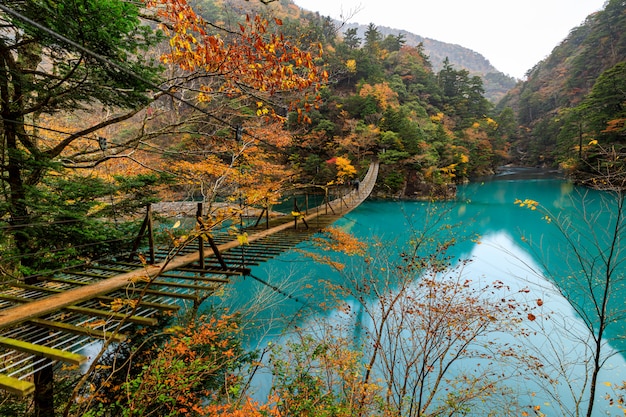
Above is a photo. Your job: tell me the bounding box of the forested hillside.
[497,0,626,184]
[0,0,517,277]
[340,23,518,102]
[202,0,515,197]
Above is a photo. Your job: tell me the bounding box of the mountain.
[496,0,626,168]
[208,0,516,102]
[332,23,517,103]
[341,23,517,103]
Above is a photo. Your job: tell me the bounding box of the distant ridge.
[219,0,517,102]
[343,23,497,74]
[341,23,517,102]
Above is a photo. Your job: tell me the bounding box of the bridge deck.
[0,162,378,396]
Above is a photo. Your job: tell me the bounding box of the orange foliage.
[144,0,326,109]
[334,156,357,182]
[203,400,281,417]
[312,227,367,256]
[302,226,367,270]
[114,314,264,417]
[602,118,626,134]
[169,120,295,211]
[359,82,399,110]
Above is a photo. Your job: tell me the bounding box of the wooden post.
[254,198,270,229]
[207,236,228,270]
[293,196,298,229]
[324,187,335,215]
[147,204,155,264]
[253,208,267,228]
[128,204,155,264]
[196,203,205,270]
[293,200,308,230]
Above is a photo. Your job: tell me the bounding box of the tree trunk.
[34,360,55,417]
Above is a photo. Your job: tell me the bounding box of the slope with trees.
[496,0,626,181]
[340,23,518,102]
[275,17,512,199]
[0,0,567,416]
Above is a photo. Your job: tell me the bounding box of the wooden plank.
[46,276,100,286]
[0,293,29,303]
[7,282,63,293]
[159,272,231,282]
[0,287,179,312]
[170,267,242,276]
[0,336,86,365]
[58,271,111,280]
[232,246,285,254]
[28,318,126,343]
[64,306,157,326]
[124,287,199,301]
[0,374,35,396]
[86,265,143,274]
[107,298,180,312]
[148,280,218,291]
[95,265,232,282]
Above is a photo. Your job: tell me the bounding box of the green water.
[218,175,626,416]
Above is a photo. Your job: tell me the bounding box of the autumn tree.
[0,0,164,272]
[272,212,547,416]
[141,0,327,222]
[0,0,326,274]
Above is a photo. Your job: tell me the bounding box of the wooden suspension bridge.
[0,162,378,398]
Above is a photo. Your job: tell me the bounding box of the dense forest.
[498,0,626,186]
[338,23,518,102]
[0,0,522,276]
[1,0,625,415]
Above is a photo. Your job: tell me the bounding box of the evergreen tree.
[343,27,361,49]
[0,0,163,271]
[363,23,382,55]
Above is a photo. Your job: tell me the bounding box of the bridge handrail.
[0,161,378,330]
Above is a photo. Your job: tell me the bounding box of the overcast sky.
[293,0,607,79]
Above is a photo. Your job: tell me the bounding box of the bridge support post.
[196,203,205,269]
[253,198,269,229]
[292,199,308,230]
[195,203,229,270]
[128,204,155,264]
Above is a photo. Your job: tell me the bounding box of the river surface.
[217,174,626,416]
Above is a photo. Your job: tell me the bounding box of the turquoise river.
[217,171,626,416]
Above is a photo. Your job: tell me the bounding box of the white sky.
[293,0,607,79]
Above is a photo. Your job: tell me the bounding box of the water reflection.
[218,178,626,416]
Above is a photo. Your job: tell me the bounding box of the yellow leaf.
[164,326,184,334]
[173,220,181,229]
[237,233,249,245]
[604,381,613,387]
